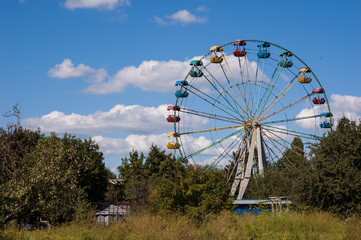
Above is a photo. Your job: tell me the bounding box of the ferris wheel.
[166,40,332,199]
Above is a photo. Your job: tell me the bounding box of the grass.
[1,211,360,240]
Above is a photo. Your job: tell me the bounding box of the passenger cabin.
[166,115,180,122]
[167,142,180,149]
[312,97,325,104]
[175,80,189,86]
[210,56,223,63]
[190,60,203,66]
[190,70,203,77]
[167,105,180,111]
[312,88,325,94]
[280,50,293,57]
[257,42,271,58]
[320,121,331,128]
[210,46,223,52]
[233,40,246,57]
[320,112,333,117]
[299,67,311,73]
[233,49,246,57]
[298,76,312,83]
[233,40,246,46]
[175,90,189,98]
[279,59,293,68]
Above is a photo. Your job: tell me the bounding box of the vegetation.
[0,107,109,227]
[1,211,360,240]
[117,145,232,219]
[1,105,360,238]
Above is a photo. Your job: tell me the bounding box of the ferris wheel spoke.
[174,123,247,136]
[186,85,243,120]
[262,113,323,125]
[201,66,248,120]
[243,56,255,116]
[254,57,282,116]
[261,128,311,159]
[207,131,247,171]
[181,107,243,124]
[262,125,319,140]
[262,136,296,172]
[261,93,315,121]
[257,73,300,119]
[221,52,253,117]
[181,127,246,161]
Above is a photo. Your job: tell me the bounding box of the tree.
[0,127,109,226]
[294,117,361,216]
[117,145,232,219]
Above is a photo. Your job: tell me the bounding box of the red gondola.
[233,39,246,57]
[167,105,181,111]
[166,115,180,122]
[312,88,325,94]
[233,49,246,57]
[312,97,325,104]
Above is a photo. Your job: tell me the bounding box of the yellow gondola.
[166,142,180,149]
[298,76,312,83]
[210,46,223,52]
[299,67,311,73]
[210,56,223,63]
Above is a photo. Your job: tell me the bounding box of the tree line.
[1,107,360,227]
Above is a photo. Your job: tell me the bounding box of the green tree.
[117,145,232,219]
[0,127,109,226]
[294,117,361,216]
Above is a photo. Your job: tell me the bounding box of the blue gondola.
[190,60,203,66]
[257,42,271,58]
[175,90,189,98]
[175,80,189,86]
[189,70,203,77]
[279,60,293,68]
[320,121,331,128]
[319,112,333,118]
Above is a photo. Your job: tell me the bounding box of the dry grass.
[1,211,360,240]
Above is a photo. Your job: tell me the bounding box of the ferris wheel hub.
[251,119,261,127]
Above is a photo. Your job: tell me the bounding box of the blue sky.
[1,0,361,171]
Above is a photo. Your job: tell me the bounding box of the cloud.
[93,133,216,158]
[48,58,107,83]
[154,10,207,25]
[23,104,209,136]
[83,58,195,94]
[24,104,170,136]
[296,94,361,129]
[196,6,210,12]
[65,0,130,10]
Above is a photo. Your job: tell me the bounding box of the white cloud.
[154,10,207,26]
[48,58,107,83]
[196,6,210,12]
[23,104,209,136]
[65,0,130,10]
[93,134,168,155]
[24,104,170,136]
[83,59,193,94]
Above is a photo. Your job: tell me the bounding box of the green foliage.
[294,117,361,217]
[117,145,232,219]
[0,124,108,226]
